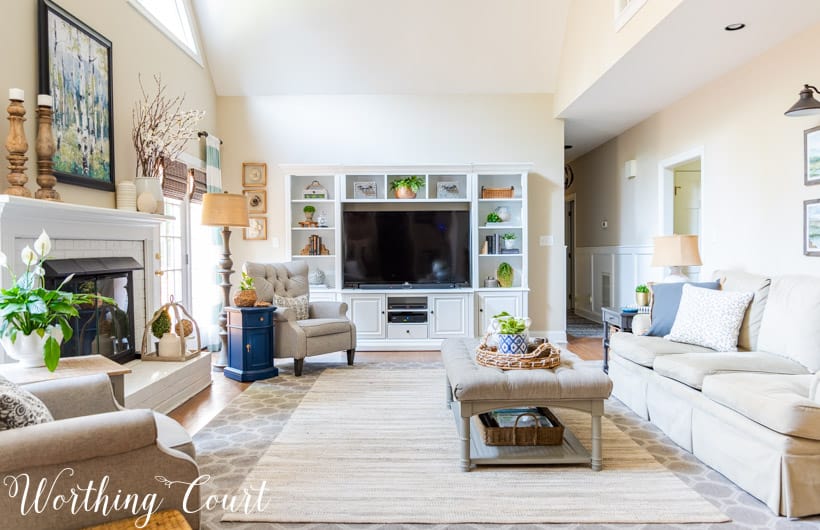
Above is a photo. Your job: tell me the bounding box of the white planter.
[0,327,63,368]
[134,176,164,214]
[503,238,516,250]
[158,332,182,358]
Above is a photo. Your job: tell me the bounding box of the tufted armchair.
[243,261,356,376]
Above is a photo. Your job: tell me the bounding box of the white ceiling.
[192,0,820,159]
[193,0,570,95]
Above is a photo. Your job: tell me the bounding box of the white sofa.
[609,271,820,517]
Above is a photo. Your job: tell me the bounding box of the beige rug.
[222,368,729,524]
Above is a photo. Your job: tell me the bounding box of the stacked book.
[484,234,520,255]
[309,234,322,255]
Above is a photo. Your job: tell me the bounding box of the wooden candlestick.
[35,104,60,201]
[5,98,31,197]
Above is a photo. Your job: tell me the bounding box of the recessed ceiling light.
[725,23,745,31]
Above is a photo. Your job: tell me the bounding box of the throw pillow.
[668,284,754,351]
[273,293,309,320]
[646,281,721,337]
[0,375,54,430]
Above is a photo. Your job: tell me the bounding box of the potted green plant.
[0,231,114,371]
[303,204,316,221]
[497,262,514,287]
[233,271,257,307]
[486,212,502,224]
[390,176,425,199]
[492,311,531,355]
[635,284,650,306]
[502,233,517,250]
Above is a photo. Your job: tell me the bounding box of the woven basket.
[233,289,257,307]
[475,340,561,370]
[476,408,564,446]
[481,186,514,199]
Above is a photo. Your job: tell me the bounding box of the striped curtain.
[201,133,223,351]
[205,134,222,193]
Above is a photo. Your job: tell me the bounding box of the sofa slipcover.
[757,274,820,372]
[610,333,712,368]
[653,352,809,390]
[712,269,770,351]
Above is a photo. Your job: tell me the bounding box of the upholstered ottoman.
[441,338,613,471]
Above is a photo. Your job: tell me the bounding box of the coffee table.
[441,338,613,471]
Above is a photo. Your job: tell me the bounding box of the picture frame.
[243,189,267,214]
[242,162,267,187]
[244,217,267,241]
[38,0,115,191]
[353,181,378,199]
[437,181,460,199]
[805,126,820,186]
[804,199,820,256]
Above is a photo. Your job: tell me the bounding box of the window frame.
[128,0,204,67]
[613,0,647,32]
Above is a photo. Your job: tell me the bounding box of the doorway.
[565,195,576,311]
[658,148,703,278]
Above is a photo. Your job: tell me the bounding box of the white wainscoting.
[574,244,659,322]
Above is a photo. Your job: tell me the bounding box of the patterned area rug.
[193,359,820,529]
[567,312,603,338]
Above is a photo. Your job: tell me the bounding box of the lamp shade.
[651,235,702,267]
[201,192,249,227]
[785,85,820,117]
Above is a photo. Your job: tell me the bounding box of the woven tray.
[476,408,564,446]
[481,185,514,198]
[475,341,561,370]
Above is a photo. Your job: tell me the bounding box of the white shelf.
[293,254,336,259]
[479,225,522,230]
[478,198,523,202]
[291,227,334,231]
[479,253,523,258]
[292,199,334,203]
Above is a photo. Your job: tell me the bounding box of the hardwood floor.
[168,337,603,434]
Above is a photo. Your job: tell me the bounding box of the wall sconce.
[625,159,637,179]
[785,84,820,116]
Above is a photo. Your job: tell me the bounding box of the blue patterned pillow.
[647,281,721,337]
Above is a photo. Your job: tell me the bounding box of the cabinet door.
[430,295,469,338]
[245,328,272,370]
[347,295,385,338]
[477,292,523,333]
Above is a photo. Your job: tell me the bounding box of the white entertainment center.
[283,164,530,350]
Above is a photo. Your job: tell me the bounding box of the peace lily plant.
[0,231,113,371]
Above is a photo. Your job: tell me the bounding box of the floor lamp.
[651,234,702,282]
[201,191,249,370]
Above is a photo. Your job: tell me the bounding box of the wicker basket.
[481,186,514,199]
[476,408,564,446]
[475,340,561,370]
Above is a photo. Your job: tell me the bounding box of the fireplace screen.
[44,257,142,364]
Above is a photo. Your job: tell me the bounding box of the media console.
[283,164,531,350]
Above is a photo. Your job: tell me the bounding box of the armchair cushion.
[300,318,355,338]
[0,375,53,430]
[310,301,348,319]
[274,293,309,320]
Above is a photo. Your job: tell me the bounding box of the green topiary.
[486,212,502,223]
[303,205,316,213]
[151,309,171,339]
[635,284,649,293]
[497,262,514,288]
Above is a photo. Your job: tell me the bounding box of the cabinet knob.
[479,308,484,312]
[259,317,265,322]
[246,344,251,353]
[405,329,410,334]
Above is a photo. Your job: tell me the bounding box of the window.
[614,0,647,32]
[129,0,202,64]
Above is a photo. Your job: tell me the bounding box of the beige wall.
[569,20,820,277]
[0,0,217,207]
[554,0,681,115]
[217,94,566,332]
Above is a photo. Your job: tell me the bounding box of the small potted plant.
[233,272,257,307]
[390,176,425,199]
[492,311,531,355]
[497,262,514,288]
[303,204,316,222]
[635,284,650,306]
[502,233,517,250]
[151,308,180,357]
[486,211,502,224]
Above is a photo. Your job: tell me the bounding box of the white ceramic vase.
[495,206,511,222]
[0,327,63,368]
[503,238,515,250]
[116,180,137,211]
[134,176,164,214]
[158,332,181,358]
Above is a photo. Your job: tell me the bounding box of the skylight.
[130,0,202,64]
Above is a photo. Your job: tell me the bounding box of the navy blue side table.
[225,306,278,382]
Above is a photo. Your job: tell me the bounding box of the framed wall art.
[242,162,267,187]
[805,126,820,186]
[353,181,378,199]
[244,217,267,241]
[38,0,115,191]
[437,181,460,199]
[804,199,820,256]
[244,189,267,214]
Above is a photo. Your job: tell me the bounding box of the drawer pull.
[246,344,251,353]
[406,329,410,334]
[260,317,265,322]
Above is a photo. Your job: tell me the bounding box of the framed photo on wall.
[353,181,377,199]
[244,217,267,241]
[437,181,460,199]
[242,162,267,187]
[38,0,115,191]
[805,126,820,185]
[244,189,267,214]
[805,199,820,256]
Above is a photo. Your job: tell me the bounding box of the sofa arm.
[24,373,121,420]
[0,409,158,474]
[309,301,349,319]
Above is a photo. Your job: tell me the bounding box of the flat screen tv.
[343,210,470,288]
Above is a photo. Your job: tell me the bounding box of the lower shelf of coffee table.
[452,406,591,466]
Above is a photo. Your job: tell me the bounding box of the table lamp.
[651,234,701,282]
[201,191,249,370]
